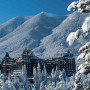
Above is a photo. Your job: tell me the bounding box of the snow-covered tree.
[0,74,8,90]
[22,64,32,90]
[14,75,20,90]
[62,69,66,81]
[37,63,41,78]
[22,64,27,83]
[40,81,45,90]
[43,65,48,79]
[67,0,90,89]
[33,63,42,90]
[6,73,16,90]
[33,66,37,82]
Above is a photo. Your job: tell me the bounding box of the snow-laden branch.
[67,0,90,89]
[82,16,90,33]
[66,29,82,46]
[67,0,90,13]
[79,42,90,52]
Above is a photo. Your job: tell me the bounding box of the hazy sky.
[0,0,75,24]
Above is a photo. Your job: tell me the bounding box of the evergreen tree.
[33,66,37,81]
[14,74,20,90]
[6,73,16,90]
[40,81,45,90]
[37,63,41,78]
[67,0,90,89]
[1,74,8,90]
[22,64,27,83]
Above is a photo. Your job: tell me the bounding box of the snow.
[85,53,90,61]
[75,29,82,39]
[67,0,90,90]
[67,0,90,13]
[0,11,88,59]
[34,12,88,58]
[0,16,27,38]
[82,16,90,33]
[77,53,85,60]
[77,64,86,74]
[76,62,90,76]
[0,12,65,60]
[66,29,82,46]
[66,32,76,46]
[79,42,90,52]
[77,1,83,8]
[67,2,78,11]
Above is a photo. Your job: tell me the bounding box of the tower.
[22,48,37,78]
[1,52,12,75]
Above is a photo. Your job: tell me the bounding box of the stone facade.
[0,49,76,77]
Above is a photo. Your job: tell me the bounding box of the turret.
[22,48,35,62]
[61,50,74,58]
[4,52,10,59]
[22,48,33,56]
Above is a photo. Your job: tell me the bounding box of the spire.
[4,52,10,59]
[67,50,70,54]
[22,48,33,56]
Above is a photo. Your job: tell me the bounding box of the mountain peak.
[38,12,57,17]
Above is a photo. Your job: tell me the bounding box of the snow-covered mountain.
[0,16,30,38]
[0,11,89,60]
[33,12,89,58]
[0,12,66,60]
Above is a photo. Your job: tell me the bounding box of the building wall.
[0,52,76,77]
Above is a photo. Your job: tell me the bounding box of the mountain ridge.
[0,12,89,60]
[33,12,89,58]
[0,12,66,60]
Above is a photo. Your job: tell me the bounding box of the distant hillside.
[33,12,89,58]
[0,12,89,60]
[0,12,66,60]
[0,16,30,38]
